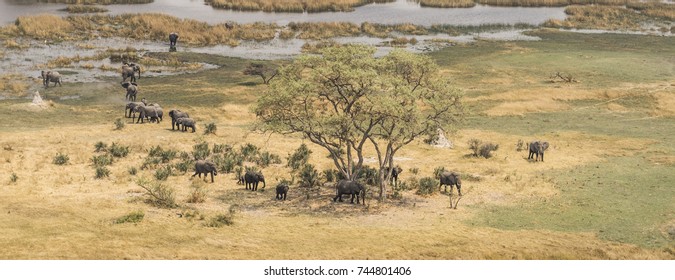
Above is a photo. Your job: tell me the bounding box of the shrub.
[154,165,172,181]
[128,167,138,175]
[287,143,311,172]
[257,151,282,167]
[148,145,164,157]
[109,142,130,158]
[114,118,125,130]
[468,138,482,157]
[91,154,113,166]
[205,205,236,227]
[187,181,207,203]
[433,166,446,178]
[416,177,437,196]
[192,142,210,160]
[204,122,217,135]
[409,167,419,175]
[159,149,177,163]
[95,166,111,179]
[240,143,259,161]
[114,210,144,224]
[94,141,108,152]
[323,169,337,182]
[10,173,18,183]
[479,143,499,158]
[298,164,320,188]
[356,165,379,186]
[136,178,177,208]
[516,139,525,151]
[52,153,69,165]
[212,144,231,154]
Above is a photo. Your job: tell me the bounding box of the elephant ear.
[131,82,138,86]
[542,142,550,150]
[121,82,129,89]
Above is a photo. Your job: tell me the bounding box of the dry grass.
[418,0,476,8]
[62,5,109,14]
[0,74,32,98]
[14,14,74,40]
[38,0,153,4]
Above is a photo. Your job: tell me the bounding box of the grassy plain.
[0,30,673,259]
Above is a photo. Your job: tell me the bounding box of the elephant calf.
[384,165,403,187]
[528,141,549,162]
[275,183,289,200]
[176,117,196,132]
[169,109,189,130]
[333,180,365,204]
[193,160,217,183]
[121,81,138,101]
[135,105,163,124]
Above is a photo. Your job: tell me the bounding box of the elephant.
[192,159,217,183]
[41,70,62,87]
[244,170,265,191]
[125,101,144,118]
[169,110,190,130]
[135,105,163,124]
[439,171,462,195]
[121,81,138,101]
[384,165,403,187]
[121,64,136,83]
[169,32,179,47]
[176,117,196,132]
[333,180,365,204]
[528,141,550,162]
[275,183,289,200]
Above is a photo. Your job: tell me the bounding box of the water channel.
[1,0,567,26]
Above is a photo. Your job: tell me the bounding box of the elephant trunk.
[262,178,266,189]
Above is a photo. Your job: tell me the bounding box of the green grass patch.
[472,156,675,248]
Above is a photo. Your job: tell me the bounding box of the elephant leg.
[457,185,462,196]
[210,172,214,183]
[350,193,356,204]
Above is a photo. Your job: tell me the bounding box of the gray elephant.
[176,117,196,132]
[125,101,144,118]
[41,70,62,87]
[135,105,163,124]
[169,110,189,130]
[439,171,462,195]
[193,159,217,183]
[528,141,550,162]
[384,165,403,187]
[121,81,138,101]
[275,182,289,200]
[169,32,179,47]
[333,180,365,204]
[121,63,139,83]
[244,170,265,191]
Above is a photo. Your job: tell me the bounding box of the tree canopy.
[254,45,463,199]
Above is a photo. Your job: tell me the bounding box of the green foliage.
[323,169,338,182]
[256,151,282,168]
[192,142,211,160]
[205,205,237,227]
[114,118,125,130]
[204,122,217,135]
[433,166,446,179]
[416,177,437,196]
[298,164,320,188]
[95,166,111,179]
[91,154,113,166]
[114,210,144,224]
[355,165,379,186]
[154,165,172,181]
[255,45,463,199]
[109,142,130,158]
[409,167,419,175]
[212,144,231,154]
[468,138,498,158]
[240,143,259,161]
[52,153,70,165]
[94,141,108,152]
[136,178,177,208]
[286,143,312,172]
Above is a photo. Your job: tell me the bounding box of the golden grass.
[0,118,666,259]
[477,0,630,7]
[0,74,32,98]
[63,4,109,14]
[291,22,361,40]
[544,5,645,30]
[38,0,153,4]
[14,14,74,40]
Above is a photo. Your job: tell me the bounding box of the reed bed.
[62,5,109,14]
[544,5,646,30]
[626,2,675,21]
[206,0,394,13]
[418,0,476,8]
[289,22,361,39]
[475,0,631,7]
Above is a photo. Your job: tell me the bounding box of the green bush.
[95,166,111,179]
[187,182,207,203]
[416,177,437,196]
[114,118,125,130]
[299,164,320,188]
[205,206,236,227]
[114,210,144,224]
[154,165,172,181]
[91,154,113,166]
[52,153,69,165]
[257,151,282,167]
[136,178,177,208]
[240,143,259,161]
[287,143,312,172]
[433,166,446,178]
[94,141,108,152]
[204,122,217,135]
[192,142,210,160]
[212,143,231,154]
[109,142,130,158]
[323,169,337,182]
[128,167,138,175]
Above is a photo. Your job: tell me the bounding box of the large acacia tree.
[255,45,462,199]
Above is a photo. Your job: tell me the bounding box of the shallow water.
[1,0,566,26]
